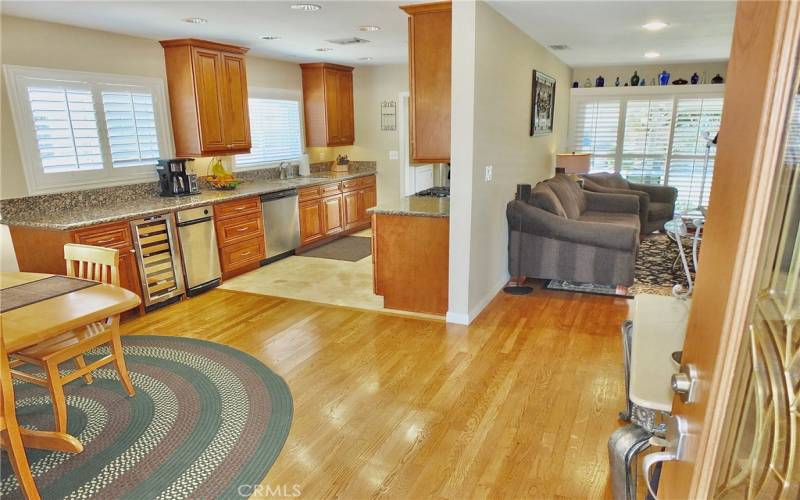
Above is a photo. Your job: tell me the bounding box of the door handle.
[671,363,699,404]
[643,414,689,499]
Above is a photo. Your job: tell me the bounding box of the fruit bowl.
[207,177,241,190]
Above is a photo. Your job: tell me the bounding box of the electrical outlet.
[389,150,399,160]
[485,165,493,182]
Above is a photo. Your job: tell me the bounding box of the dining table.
[1,271,141,453]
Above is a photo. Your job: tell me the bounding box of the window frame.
[568,84,725,209]
[233,87,305,172]
[3,64,173,195]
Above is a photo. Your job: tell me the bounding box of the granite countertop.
[368,195,449,218]
[0,168,376,230]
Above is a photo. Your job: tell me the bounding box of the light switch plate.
[389,150,399,160]
[485,165,493,182]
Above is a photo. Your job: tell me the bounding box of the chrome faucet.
[279,161,291,180]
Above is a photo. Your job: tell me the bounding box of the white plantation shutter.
[101,88,160,168]
[235,97,302,168]
[669,97,724,210]
[568,88,724,211]
[27,84,103,173]
[570,99,620,173]
[4,65,171,194]
[620,99,673,184]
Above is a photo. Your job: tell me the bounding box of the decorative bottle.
[595,75,605,88]
[583,78,592,88]
[614,77,620,87]
[690,72,700,84]
[630,71,640,86]
[572,80,579,88]
[659,70,670,86]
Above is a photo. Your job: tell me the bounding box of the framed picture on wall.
[530,70,556,136]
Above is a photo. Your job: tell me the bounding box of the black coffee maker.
[156,158,200,196]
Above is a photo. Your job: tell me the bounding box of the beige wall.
[307,64,408,203]
[572,61,728,87]
[1,16,408,202]
[448,0,572,323]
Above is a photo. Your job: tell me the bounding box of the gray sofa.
[579,173,678,234]
[507,174,640,286]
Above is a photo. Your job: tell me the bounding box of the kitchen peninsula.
[369,195,449,316]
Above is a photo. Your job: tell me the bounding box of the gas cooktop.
[415,187,450,198]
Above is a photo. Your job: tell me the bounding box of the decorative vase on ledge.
[596,75,605,87]
[630,71,640,86]
[659,70,670,86]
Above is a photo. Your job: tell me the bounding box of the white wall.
[448,0,572,324]
[572,61,728,87]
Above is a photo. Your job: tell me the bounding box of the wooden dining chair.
[1,331,41,500]
[9,243,136,433]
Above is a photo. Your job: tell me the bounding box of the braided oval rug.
[1,336,293,499]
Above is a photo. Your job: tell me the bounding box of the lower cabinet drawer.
[216,213,263,246]
[73,221,133,250]
[220,236,265,271]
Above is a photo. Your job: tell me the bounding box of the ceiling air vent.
[548,44,570,51]
[326,37,371,45]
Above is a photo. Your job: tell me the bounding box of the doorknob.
[671,363,699,404]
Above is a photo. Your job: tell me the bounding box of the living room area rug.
[546,234,696,297]
[0,336,293,499]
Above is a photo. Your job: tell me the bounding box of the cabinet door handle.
[240,251,252,257]
[95,238,114,244]
[236,227,249,232]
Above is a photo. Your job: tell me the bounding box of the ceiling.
[2,1,736,68]
[1,0,425,66]
[488,0,736,67]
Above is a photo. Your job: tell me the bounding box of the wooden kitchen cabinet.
[297,175,375,249]
[160,38,251,157]
[321,195,344,235]
[9,220,145,315]
[299,200,324,246]
[400,2,451,163]
[300,63,355,147]
[214,196,264,278]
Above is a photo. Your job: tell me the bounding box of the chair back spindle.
[63,244,120,286]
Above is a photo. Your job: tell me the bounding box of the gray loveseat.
[580,173,678,234]
[507,174,640,286]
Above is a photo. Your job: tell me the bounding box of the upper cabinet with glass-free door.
[300,63,355,147]
[401,1,451,163]
[160,39,252,157]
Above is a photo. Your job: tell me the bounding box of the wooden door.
[338,70,355,144]
[402,2,451,163]
[362,186,377,222]
[323,68,342,145]
[299,200,324,245]
[191,48,227,152]
[220,53,251,151]
[321,195,344,235]
[343,190,361,229]
[658,2,800,498]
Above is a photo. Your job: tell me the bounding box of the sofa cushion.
[588,173,630,190]
[649,201,673,220]
[545,175,586,219]
[577,210,640,233]
[530,184,567,218]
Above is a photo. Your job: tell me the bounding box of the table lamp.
[556,153,592,179]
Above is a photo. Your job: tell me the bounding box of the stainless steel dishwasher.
[176,205,222,296]
[261,189,300,264]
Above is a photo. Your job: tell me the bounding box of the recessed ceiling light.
[182,17,208,24]
[358,57,373,61]
[642,21,669,31]
[291,3,321,11]
[316,47,333,52]
[260,35,282,40]
[359,25,381,32]
[644,51,661,58]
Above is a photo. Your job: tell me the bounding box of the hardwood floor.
[121,287,631,499]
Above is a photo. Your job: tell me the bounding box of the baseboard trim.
[445,273,509,326]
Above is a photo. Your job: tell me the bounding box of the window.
[4,65,172,194]
[234,90,302,170]
[569,87,724,211]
